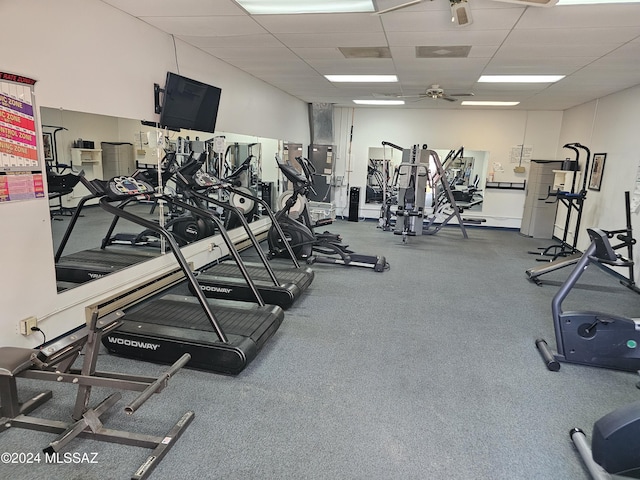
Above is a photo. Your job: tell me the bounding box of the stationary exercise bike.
[536,227,640,372]
[268,156,388,272]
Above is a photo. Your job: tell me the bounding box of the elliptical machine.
[536,227,640,372]
[268,156,388,272]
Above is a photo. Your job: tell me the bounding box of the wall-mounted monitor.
[158,72,221,133]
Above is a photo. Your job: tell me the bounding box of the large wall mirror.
[365,146,488,213]
[42,107,287,293]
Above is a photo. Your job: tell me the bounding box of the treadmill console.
[193,170,222,188]
[107,176,155,199]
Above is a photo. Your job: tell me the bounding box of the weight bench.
[0,309,194,480]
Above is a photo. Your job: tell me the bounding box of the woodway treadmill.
[92,175,284,375]
[54,175,161,285]
[172,155,314,309]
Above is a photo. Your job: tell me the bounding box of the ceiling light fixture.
[478,75,565,83]
[461,101,520,106]
[325,75,398,83]
[557,0,640,4]
[234,0,375,14]
[353,100,405,105]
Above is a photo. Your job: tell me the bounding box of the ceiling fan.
[374,0,558,23]
[376,85,475,102]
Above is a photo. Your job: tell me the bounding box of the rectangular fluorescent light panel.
[478,75,565,83]
[461,101,520,106]
[353,100,405,105]
[326,75,398,83]
[558,0,640,4]
[236,0,375,14]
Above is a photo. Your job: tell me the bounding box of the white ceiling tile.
[518,5,640,29]
[273,32,388,48]
[303,58,396,74]
[290,48,346,60]
[102,0,244,16]
[492,43,620,59]
[178,34,282,48]
[386,30,511,47]
[140,15,267,36]
[380,9,524,32]
[252,13,383,34]
[101,0,640,110]
[200,46,297,61]
[505,27,640,46]
[484,57,596,72]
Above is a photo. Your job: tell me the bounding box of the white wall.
[1,0,309,347]
[331,107,564,227]
[556,85,640,280]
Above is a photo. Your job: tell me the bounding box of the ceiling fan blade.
[373,0,423,15]
[449,93,475,97]
[441,96,458,102]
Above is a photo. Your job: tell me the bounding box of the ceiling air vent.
[339,47,392,58]
[415,46,471,59]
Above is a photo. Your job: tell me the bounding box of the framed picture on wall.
[589,153,607,191]
[42,132,54,161]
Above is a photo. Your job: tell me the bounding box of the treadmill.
[54,174,161,285]
[92,175,284,375]
[174,154,314,309]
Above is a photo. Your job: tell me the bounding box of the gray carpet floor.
[3,217,640,479]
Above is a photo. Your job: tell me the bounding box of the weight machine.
[381,142,468,243]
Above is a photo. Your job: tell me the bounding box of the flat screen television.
[159,72,222,133]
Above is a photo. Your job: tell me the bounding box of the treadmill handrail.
[176,174,282,287]
[99,195,235,343]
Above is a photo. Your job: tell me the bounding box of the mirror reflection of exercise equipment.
[42,107,286,294]
[380,142,473,243]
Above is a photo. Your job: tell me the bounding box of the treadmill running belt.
[205,262,306,282]
[193,261,314,308]
[128,297,274,343]
[56,248,160,283]
[103,295,284,374]
[58,248,157,268]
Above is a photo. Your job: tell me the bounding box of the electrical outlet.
[19,316,37,335]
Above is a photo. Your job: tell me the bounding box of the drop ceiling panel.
[97,0,640,111]
[491,43,620,59]
[504,27,640,46]
[380,9,523,32]
[101,0,245,16]
[518,5,640,29]
[388,45,498,59]
[290,48,349,60]
[385,30,512,47]
[200,46,299,61]
[179,34,283,48]
[252,13,383,34]
[591,41,640,63]
[484,57,601,71]
[140,15,267,36]
[273,32,388,48]
[304,59,396,74]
